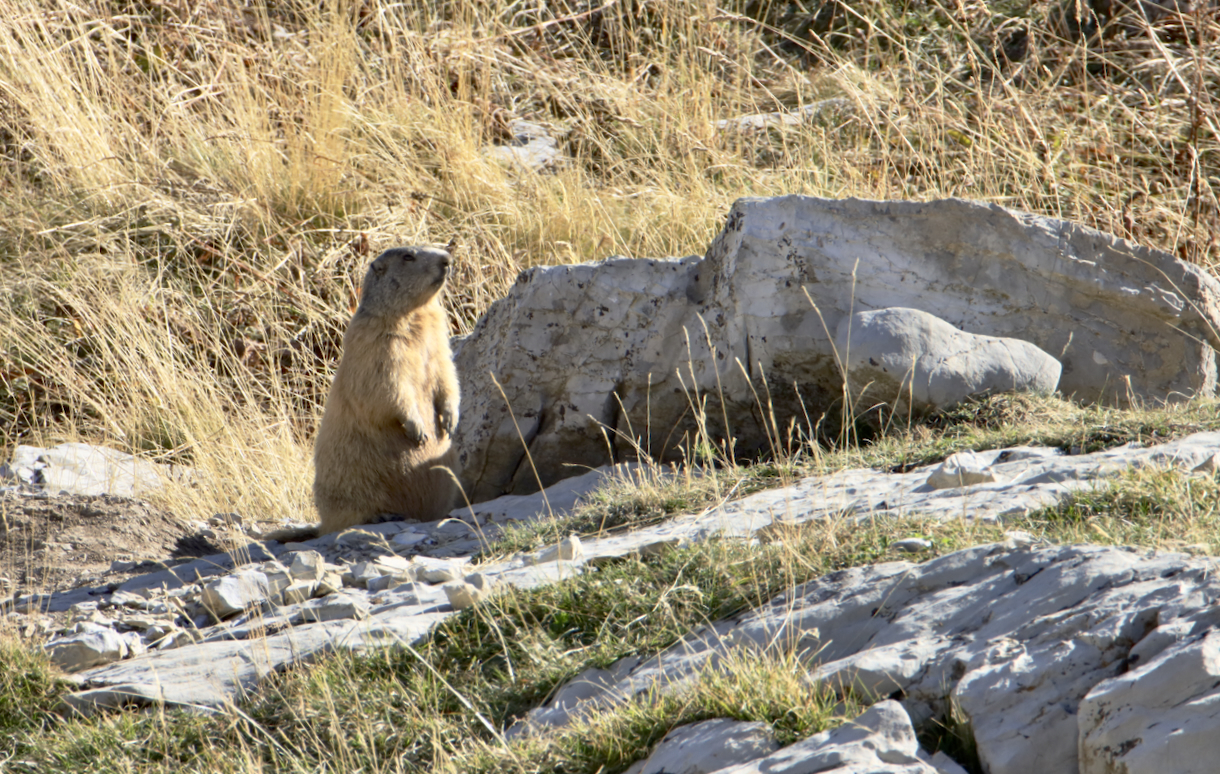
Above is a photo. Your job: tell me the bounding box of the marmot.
[313,246,461,534]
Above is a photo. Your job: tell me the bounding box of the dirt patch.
[0,493,225,598]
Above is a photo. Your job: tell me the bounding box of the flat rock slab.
[0,443,185,496]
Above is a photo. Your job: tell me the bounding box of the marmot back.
[313,246,460,534]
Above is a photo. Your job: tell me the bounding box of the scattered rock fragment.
[714,701,955,774]
[200,571,270,619]
[292,594,371,623]
[45,629,127,672]
[443,573,496,611]
[926,451,1000,490]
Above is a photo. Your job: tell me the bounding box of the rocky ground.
[4,435,1220,773]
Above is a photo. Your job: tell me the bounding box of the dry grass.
[1,0,1217,525]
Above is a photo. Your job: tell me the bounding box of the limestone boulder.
[712,196,1220,409]
[454,256,710,501]
[833,307,1061,416]
[455,196,1220,499]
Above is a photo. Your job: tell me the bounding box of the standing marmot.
[313,246,460,534]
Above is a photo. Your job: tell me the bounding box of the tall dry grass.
[0,0,1216,523]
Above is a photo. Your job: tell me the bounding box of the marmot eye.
[403,254,415,262]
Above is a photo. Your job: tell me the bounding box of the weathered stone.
[532,534,585,564]
[512,538,1220,774]
[292,594,370,623]
[442,573,496,610]
[455,196,1220,498]
[413,557,466,583]
[280,582,317,605]
[623,719,779,774]
[344,562,384,589]
[199,571,270,619]
[834,307,1061,416]
[366,574,410,593]
[925,451,1000,490]
[46,629,128,672]
[714,701,945,774]
[892,538,933,553]
[288,551,327,581]
[1078,628,1220,774]
[0,443,184,496]
[391,530,428,548]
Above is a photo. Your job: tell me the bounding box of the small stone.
[1191,453,1220,474]
[209,512,243,527]
[414,557,466,583]
[344,561,384,589]
[926,451,998,490]
[443,574,496,610]
[316,572,344,596]
[392,531,428,548]
[442,581,482,610]
[1003,530,1038,548]
[292,594,370,623]
[69,602,99,619]
[279,581,317,605]
[288,551,327,581]
[108,591,150,609]
[200,571,270,619]
[45,629,128,672]
[110,558,138,573]
[366,573,412,593]
[118,615,165,630]
[120,631,147,659]
[534,534,585,563]
[892,538,933,553]
[464,572,495,592]
[373,555,412,573]
[265,568,293,595]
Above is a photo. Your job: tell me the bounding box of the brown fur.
[313,246,460,534]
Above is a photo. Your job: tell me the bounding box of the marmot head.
[357,246,451,319]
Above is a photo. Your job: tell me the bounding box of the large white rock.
[833,307,1061,416]
[455,196,1220,498]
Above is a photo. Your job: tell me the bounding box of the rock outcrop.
[455,196,1220,500]
[515,541,1220,774]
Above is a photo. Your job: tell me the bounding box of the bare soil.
[0,493,225,598]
